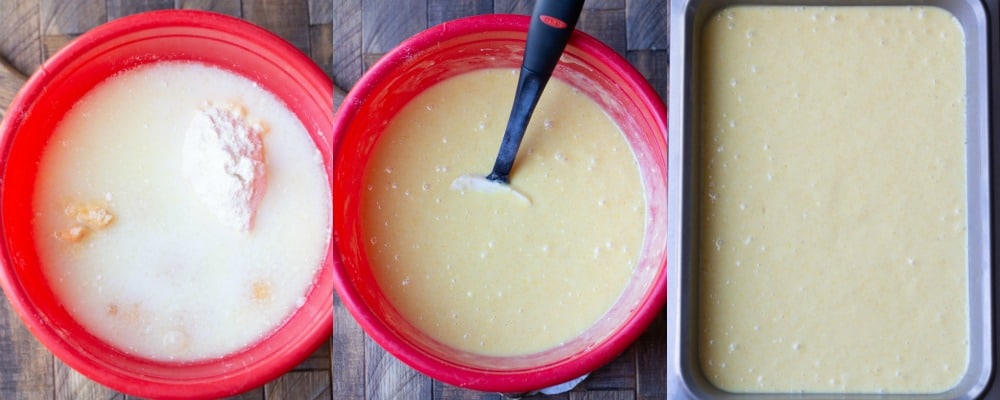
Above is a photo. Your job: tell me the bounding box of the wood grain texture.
[365,335,433,399]
[233,387,266,400]
[0,30,49,393]
[635,316,668,400]
[40,0,105,35]
[334,83,348,110]
[312,22,334,80]
[53,362,117,399]
[433,383,506,400]
[41,34,75,60]
[311,0,334,24]
[244,0,312,55]
[332,0,363,89]
[107,0,174,19]
[578,6,627,57]
[569,390,635,400]
[361,0,426,54]
[0,0,42,76]
[0,1,336,399]
[577,347,637,391]
[0,55,25,117]
[0,298,55,399]
[428,0,492,26]
[493,0,532,14]
[176,0,243,17]
[627,49,669,101]
[332,294,366,399]
[311,0,334,79]
[266,370,332,399]
[587,0,625,9]
[627,0,669,50]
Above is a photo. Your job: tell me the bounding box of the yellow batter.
[362,69,645,356]
[698,6,968,393]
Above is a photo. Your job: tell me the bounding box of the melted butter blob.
[363,69,646,356]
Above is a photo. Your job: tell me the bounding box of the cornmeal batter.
[363,69,645,356]
[698,6,968,393]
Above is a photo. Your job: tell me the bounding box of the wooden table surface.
[0,0,669,399]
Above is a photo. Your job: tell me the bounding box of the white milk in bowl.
[33,62,331,361]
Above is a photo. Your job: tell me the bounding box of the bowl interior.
[0,11,333,399]
[333,15,667,391]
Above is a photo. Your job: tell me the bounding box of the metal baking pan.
[665,0,999,398]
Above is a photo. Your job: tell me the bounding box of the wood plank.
[224,387,264,400]
[243,0,311,55]
[0,0,43,76]
[40,0,104,61]
[634,314,667,400]
[569,390,636,400]
[265,370,331,399]
[361,0,426,54]
[334,85,347,110]
[311,23,333,80]
[308,0,332,24]
[41,34,75,62]
[331,0,362,89]
[107,0,174,19]
[331,294,366,399]
[292,339,333,371]
[0,55,26,117]
[577,347,637,391]
[365,336,432,399]
[40,0,105,35]
[587,0,626,9]
[434,381,506,400]
[626,50,669,102]
[175,0,243,17]
[427,0,492,27]
[362,53,385,75]
[493,0,532,15]
[626,0,669,51]
[577,8,627,58]
[53,360,120,399]
[0,299,55,399]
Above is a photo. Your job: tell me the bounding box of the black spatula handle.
[486,0,585,184]
[524,0,585,76]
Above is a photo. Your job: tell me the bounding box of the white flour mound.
[182,103,267,232]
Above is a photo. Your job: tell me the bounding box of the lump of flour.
[182,103,267,232]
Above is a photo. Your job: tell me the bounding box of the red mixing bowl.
[0,10,334,399]
[332,14,668,393]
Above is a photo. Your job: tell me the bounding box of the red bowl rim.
[0,10,334,400]
[333,14,667,393]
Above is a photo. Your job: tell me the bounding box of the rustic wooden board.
[0,55,24,117]
[0,1,334,399]
[332,1,670,399]
[177,0,243,17]
[0,0,41,78]
[332,0,363,90]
